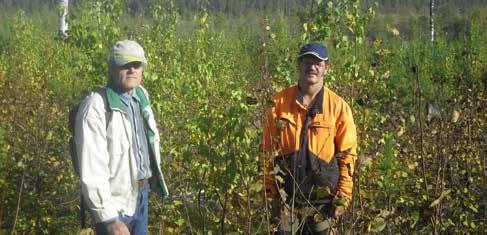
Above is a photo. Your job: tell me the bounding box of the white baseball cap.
[109,40,148,67]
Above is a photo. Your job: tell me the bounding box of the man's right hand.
[261,185,278,200]
[106,220,130,235]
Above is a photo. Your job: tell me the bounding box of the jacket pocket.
[109,170,130,197]
[108,148,130,196]
[309,121,335,162]
[276,114,298,155]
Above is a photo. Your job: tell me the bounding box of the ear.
[323,62,331,74]
[108,66,116,79]
[107,64,119,82]
[296,57,302,67]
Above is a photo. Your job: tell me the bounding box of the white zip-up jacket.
[74,86,169,223]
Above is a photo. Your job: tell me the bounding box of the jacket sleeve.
[334,101,358,206]
[261,105,278,199]
[75,94,119,223]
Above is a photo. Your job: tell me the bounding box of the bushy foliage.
[0,0,485,234]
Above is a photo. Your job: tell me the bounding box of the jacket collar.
[105,85,150,114]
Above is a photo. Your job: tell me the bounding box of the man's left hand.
[332,205,346,219]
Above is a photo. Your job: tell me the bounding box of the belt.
[138,179,149,189]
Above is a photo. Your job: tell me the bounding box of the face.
[109,61,143,93]
[298,55,329,86]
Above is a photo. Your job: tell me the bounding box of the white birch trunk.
[59,0,69,38]
[430,0,435,43]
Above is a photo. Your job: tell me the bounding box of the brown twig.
[414,64,429,199]
[10,171,26,235]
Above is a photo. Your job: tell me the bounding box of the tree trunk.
[430,0,435,43]
[59,0,69,38]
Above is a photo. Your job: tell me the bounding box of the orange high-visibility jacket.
[262,85,357,205]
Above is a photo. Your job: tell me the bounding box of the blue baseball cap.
[298,42,329,61]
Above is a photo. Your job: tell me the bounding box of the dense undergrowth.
[0,0,486,234]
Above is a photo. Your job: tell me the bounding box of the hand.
[332,205,345,219]
[261,185,277,199]
[106,220,130,235]
[331,194,348,219]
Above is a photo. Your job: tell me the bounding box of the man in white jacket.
[75,40,169,235]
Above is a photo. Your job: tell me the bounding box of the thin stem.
[10,171,26,235]
[415,64,429,199]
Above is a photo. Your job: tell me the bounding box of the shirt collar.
[118,89,141,107]
[296,86,324,115]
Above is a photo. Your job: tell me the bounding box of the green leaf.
[369,217,386,233]
[175,218,185,226]
[429,189,451,208]
[315,186,331,198]
[249,182,263,192]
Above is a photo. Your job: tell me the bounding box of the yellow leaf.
[429,189,451,208]
[278,188,287,200]
[369,217,386,232]
[250,182,263,192]
[313,213,324,223]
[391,28,400,36]
[452,110,460,123]
[397,126,405,137]
[78,228,95,235]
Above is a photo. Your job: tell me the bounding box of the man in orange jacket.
[262,42,358,234]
